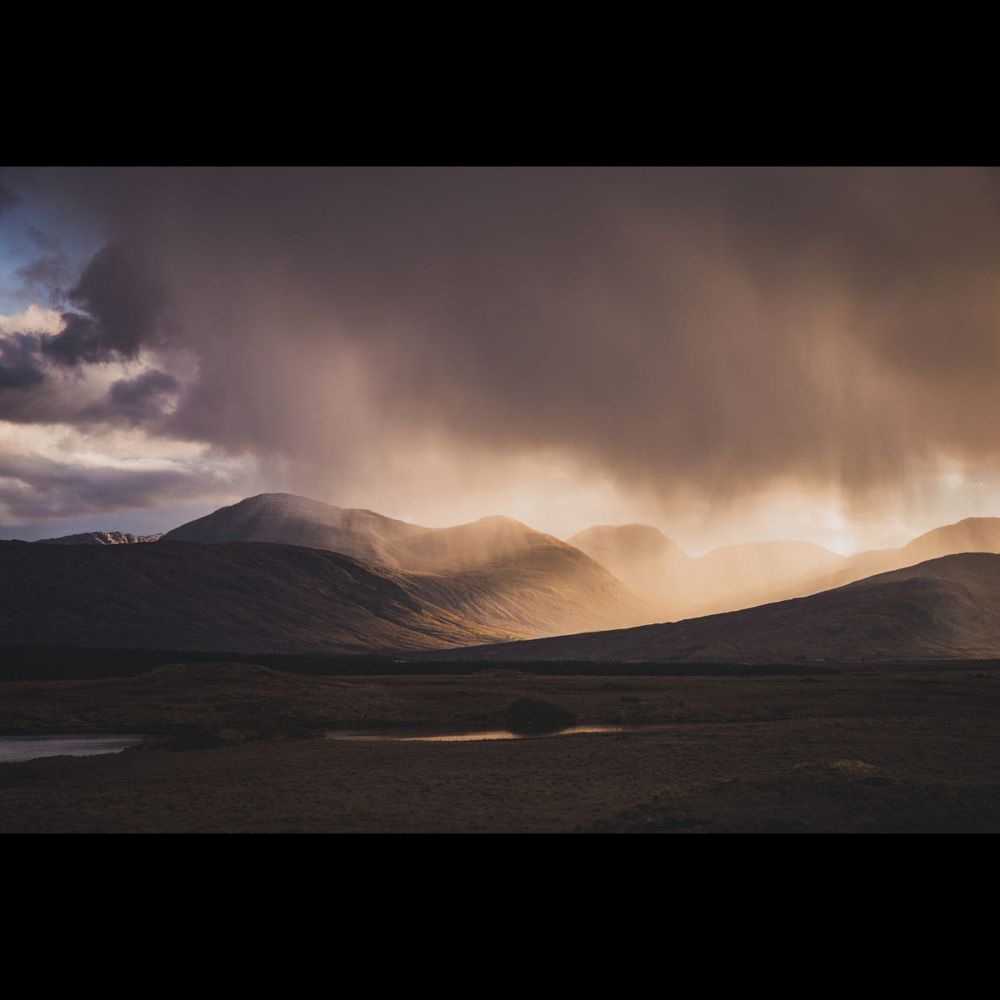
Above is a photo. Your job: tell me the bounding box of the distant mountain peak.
[225,492,345,514]
[438,551,1000,663]
[901,516,1000,553]
[162,493,422,559]
[569,523,684,559]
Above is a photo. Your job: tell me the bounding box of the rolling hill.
[570,516,1000,619]
[567,524,690,602]
[36,531,163,545]
[808,517,1000,594]
[162,493,422,565]
[3,495,653,653]
[0,539,511,653]
[427,553,1000,663]
[18,494,1000,659]
[163,495,654,638]
[569,524,845,617]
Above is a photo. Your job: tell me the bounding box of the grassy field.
[3,661,1000,832]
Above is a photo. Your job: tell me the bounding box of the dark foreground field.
[3,662,1000,833]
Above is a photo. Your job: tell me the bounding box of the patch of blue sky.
[0,189,102,315]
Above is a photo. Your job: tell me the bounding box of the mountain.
[902,517,1000,563]
[568,525,690,602]
[401,518,654,636]
[429,553,1000,662]
[164,495,654,639]
[395,515,569,572]
[795,517,1000,597]
[569,523,844,617]
[570,516,1000,620]
[162,493,422,565]
[36,531,163,545]
[687,541,846,616]
[0,540,511,653]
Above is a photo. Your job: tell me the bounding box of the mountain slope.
[568,524,690,601]
[571,517,1000,619]
[165,496,654,637]
[687,540,846,616]
[902,517,1000,563]
[395,515,569,572]
[162,493,424,566]
[801,517,1000,597]
[429,553,1000,662]
[393,516,654,636]
[569,523,845,617]
[0,540,512,654]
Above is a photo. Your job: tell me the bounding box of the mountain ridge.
[0,539,514,653]
[569,516,1000,618]
[424,553,1000,663]
[155,494,656,639]
[36,531,164,546]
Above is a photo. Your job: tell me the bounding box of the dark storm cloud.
[0,330,176,430]
[0,184,18,216]
[7,166,1000,508]
[42,242,167,366]
[97,369,179,424]
[0,451,230,521]
[0,356,180,429]
[0,366,43,391]
[0,333,45,393]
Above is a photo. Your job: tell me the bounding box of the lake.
[325,724,629,743]
[0,734,147,764]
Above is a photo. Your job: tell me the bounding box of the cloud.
[0,184,18,217]
[0,306,178,430]
[17,254,71,301]
[0,305,64,336]
[0,333,45,393]
[96,369,179,424]
[0,446,247,522]
[4,167,1000,542]
[42,242,167,366]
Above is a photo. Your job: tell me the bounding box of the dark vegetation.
[163,724,224,751]
[503,698,576,733]
[0,644,879,682]
[4,645,999,683]
[3,663,1000,832]
[0,539,506,654]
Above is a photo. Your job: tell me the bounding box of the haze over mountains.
[433,554,1000,663]
[2,494,652,653]
[7,492,1000,662]
[164,494,654,638]
[569,525,847,617]
[569,518,1000,619]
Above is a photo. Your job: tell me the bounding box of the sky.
[1,166,1000,554]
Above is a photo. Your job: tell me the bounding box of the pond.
[325,724,630,743]
[0,734,147,764]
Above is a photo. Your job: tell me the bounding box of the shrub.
[503,699,576,734]
[164,724,223,751]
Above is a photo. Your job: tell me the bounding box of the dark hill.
[162,493,421,565]
[429,553,1000,663]
[164,495,653,637]
[0,540,510,654]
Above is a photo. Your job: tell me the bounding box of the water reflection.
[326,724,625,743]
[0,734,147,764]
